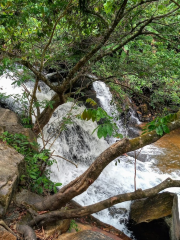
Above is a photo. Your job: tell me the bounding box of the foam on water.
[1,74,180,238]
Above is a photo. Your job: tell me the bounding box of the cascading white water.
[1,74,180,238]
[93,81,127,141]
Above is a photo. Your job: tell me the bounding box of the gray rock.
[0,107,36,145]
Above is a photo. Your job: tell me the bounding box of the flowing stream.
[1,74,180,238]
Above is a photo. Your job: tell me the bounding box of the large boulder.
[0,108,36,144]
[0,142,24,217]
[0,107,37,217]
[128,192,180,240]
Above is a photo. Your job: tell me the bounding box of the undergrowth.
[0,131,62,195]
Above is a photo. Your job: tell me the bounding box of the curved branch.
[29,78,39,124]
[52,154,78,168]
[29,178,180,227]
[93,5,180,63]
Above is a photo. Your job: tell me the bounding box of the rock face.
[0,108,36,144]
[0,107,36,217]
[0,142,24,217]
[128,192,180,240]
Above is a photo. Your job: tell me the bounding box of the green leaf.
[86,98,97,106]
[162,125,170,134]
[156,125,163,136]
[54,182,62,187]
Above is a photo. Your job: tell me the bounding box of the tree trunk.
[33,93,65,135]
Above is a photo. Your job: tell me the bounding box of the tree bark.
[33,93,65,135]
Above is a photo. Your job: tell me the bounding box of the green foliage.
[69,220,79,232]
[0,0,180,141]
[21,116,32,128]
[0,91,32,127]
[0,0,179,114]
[81,107,123,139]
[0,131,62,194]
[143,113,177,136]
[85,98,97,106]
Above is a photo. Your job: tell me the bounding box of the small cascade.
[93,81,127,142]
[1,74,180,238]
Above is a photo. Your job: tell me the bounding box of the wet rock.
[0,143,24,217]
[0,108,20,124]
[128,192,180,240]
[154,128,180,174]
[0,225,17,240]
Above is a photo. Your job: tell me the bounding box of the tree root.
[17,224,37,240]
[0,219,17,237]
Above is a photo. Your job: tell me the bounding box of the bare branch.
[52,155,78,168]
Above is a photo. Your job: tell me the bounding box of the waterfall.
[1,74,180,238]
[93,81,126,142]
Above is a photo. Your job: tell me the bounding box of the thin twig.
[52,155,78,168]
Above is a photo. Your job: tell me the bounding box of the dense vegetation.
[0,1,180,239]
[1,0,180,126]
